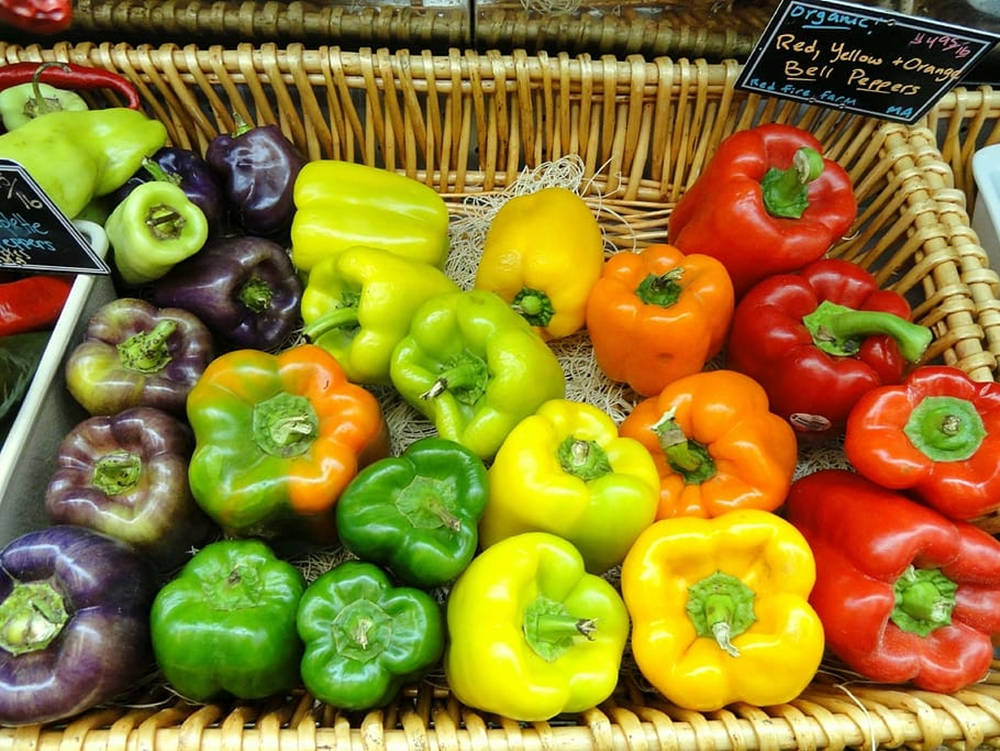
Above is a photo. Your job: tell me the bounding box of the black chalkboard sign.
[736,0,999,124]
[0,158,109,275]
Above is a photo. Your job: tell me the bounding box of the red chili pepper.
[667,123,857,298]
[0,0,70,34]
[0,63,140,110]
[0,274,73,336]
[726,258,932,438]
[844,365,1000,521]
[786,469,1000,694]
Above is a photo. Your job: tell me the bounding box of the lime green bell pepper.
[479,398,660,574]
[291,160,451,272]
[301,246,459,385]
[0,107,167,218]
[389,289,566,459]
[444,531,629,721]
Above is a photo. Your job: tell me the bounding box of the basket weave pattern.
[0,42,999,750]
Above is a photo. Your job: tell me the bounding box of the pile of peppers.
[5,108,1000,731]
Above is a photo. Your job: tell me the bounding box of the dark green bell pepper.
[149,539,306,701]
[296,560,444,710]
[335,437,488,588]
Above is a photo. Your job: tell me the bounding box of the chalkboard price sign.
[736,0,999,123]
[0,158,109,274]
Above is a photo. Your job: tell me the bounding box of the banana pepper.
[621,509,824,711]
[445,532,629,722]
[186,343,390,540]
[291,161,451,272]
[301,246,458,385]
[480,398,659,573]
[474,187,604,339]
[390,289,566,459]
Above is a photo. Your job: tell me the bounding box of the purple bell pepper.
[206,118,305,237]
[64,297,214,417]
[45,407,213,570]
[110,147,224,230]
[150,235,303,351]
[0,525,156,726]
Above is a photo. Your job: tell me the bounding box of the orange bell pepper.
[620,369,797,519]
[585,244,734,396]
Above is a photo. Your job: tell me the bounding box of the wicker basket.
[2,42,1000,750]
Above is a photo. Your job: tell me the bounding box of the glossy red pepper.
[0,274,73,336]
[0,63,140,109]
[844,365,1000,521]
[667,123,857,297]
[786,469,1000,694]
[726,258,931,438]
[0,0,70,33]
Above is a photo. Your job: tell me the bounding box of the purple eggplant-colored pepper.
[0,525,156,726]
[45,407,213,570]
[64,298,214,417]
[151,235,303,351]
[206,118,305,237]
[111,147,224,230]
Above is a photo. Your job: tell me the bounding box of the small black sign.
[0,158,109,275]
[736,0,1000,124]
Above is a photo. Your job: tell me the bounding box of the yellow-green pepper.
[479,398,660,573]
[445,532,628,722]
[301,246,458,385]
[290,161,451,272]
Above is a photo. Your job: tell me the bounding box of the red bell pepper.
[0,273,73,337]
[726,258,932,438]
[667,123,857,297]
[0,0,70,33]
[844,365,1000,521]
[786,468,1000,694]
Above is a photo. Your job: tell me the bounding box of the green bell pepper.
[335,437,488,588]
[0,80,87,131]
[149,539,306,701]
[0,107,167,218]
[297,560,444,710]
[107,181,209,286]
[390,289,566,459]
[301,246,459,385]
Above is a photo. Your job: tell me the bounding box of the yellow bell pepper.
[475,187,604,340]
[290,161,451,272]
[621,509,825,711]
[445,531,629,721]
[479,398,659,573]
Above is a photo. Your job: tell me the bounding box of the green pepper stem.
[801,300,932,363]
[557,436,613,481]
[28,62,71,118]
[761,146,825,219]
[636,269,684,307]
[903,395,987,462]
[651,409,716,485]
[145,203,187,241]
[303,306,360,341]
[891,566,957,637]
[420,353,489,404]
[686,571,756,658]
[523,596,597,662]
[92,450,142,496]
[512,287,555,327]
[0,582,69,656]
[232,112,254,137]
[251,392,319,458]
[118,320,177,374]
[141,157,182,186]
[238,277,274,315]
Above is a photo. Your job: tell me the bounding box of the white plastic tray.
[0,222,114,547]
[972,143,1000,269]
